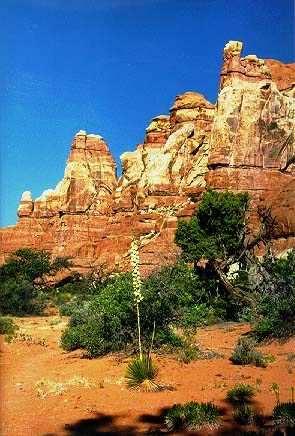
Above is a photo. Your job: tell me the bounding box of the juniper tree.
[175,190,276,306]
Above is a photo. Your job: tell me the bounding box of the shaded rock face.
[1,41,295,272]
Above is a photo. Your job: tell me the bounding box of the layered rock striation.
[1,41,295,272]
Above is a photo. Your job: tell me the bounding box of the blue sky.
[0,0,294,228]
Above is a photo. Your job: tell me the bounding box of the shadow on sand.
[41,402,284,436]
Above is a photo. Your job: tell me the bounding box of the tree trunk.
[212,260,259,307]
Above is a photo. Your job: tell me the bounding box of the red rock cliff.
[1,41,295,272]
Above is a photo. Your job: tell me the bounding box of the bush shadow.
[42,402,278,436]
[42,408,171,436]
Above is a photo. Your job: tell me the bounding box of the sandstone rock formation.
[206,40,295,252]
[1,41,295,273]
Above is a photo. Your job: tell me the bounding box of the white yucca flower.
[131,234,143,304]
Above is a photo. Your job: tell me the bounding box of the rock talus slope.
[1,41,295,272]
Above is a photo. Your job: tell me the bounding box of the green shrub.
[165,401,221,431]
[59,260,251,359]
[0,248,72,316]
[67,302,98,327]
[60,273,137,357]
[233,405,254,425]
[273,402,295,429]
[0,278,37,316]
[154,328,185,349]
[164,404,183,431]
[226,383,256,404]
[253,294,295,342]
[230,337,267,368]
[60,267,201,358]
[246,251,295,342]
[59,294,92,317]
[0,316,17,334]
[183,303,208,328]
[79,321,110,358]
[60,327,83,352]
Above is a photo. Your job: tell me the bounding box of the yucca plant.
[125,234,164,392]
[125,355,164,391]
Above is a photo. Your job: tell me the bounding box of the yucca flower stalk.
[130,233,144,360]
[125,233,165,392]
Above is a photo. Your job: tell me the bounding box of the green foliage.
[0,248,52,282]
[175,189,249,264]
[165,401,221,431]
[226,383,256,405]
[142,262,197,330]
[60,327,83,352]
[253,294,295,341]
[273,402,295,429]
[0,248,72,316]
[247,251,295,342]
[56,265,113,297]
[60,272,137,357]
[164,404,183,431]
[143,261,241,329]
[60,260,247,358]
[0,316,17,334]
[230,337,267,368]
[125,356,163,391]
[0,278,37,316]
[233,405,254,425]
[59,265,194,357]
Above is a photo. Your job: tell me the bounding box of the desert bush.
[183,303,208,328]
[165,401,221,431]
[273,401,295,429]
[246,251,295,342]
[230,337,267,367]
[60,272,137,357]
[0,316,17,334]
[67,301,98,327]
[60,265,200,357]
[226,383,256,404]
[0,248,72,316]
[143,261,241,330]
[60,327,83,352]
[0,278,37,316]
[60,259,254,359]
[233,405,254,425]
[251,293,295,342]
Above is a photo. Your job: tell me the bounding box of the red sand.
[1,316,294,435]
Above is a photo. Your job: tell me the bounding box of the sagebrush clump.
[230,337,267,367]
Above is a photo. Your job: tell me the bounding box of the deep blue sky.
[1,0,294,228]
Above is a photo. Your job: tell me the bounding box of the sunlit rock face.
[113,92,215,212]
[1,41,295,272]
